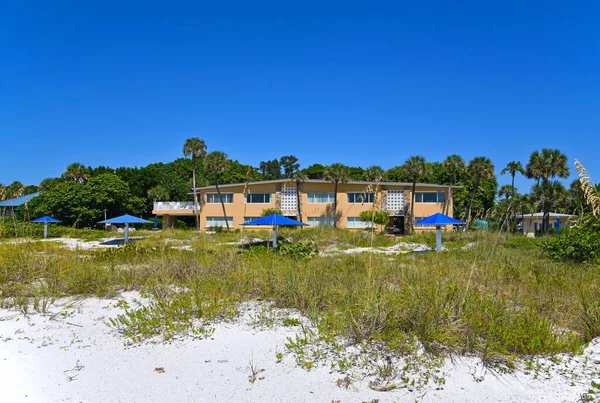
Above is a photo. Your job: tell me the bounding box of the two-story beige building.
[152,179,460,232]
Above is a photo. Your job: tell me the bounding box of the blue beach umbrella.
[31,216,61,239]
[415,213,465,252]
[98,214,152,243]
[242,214,307,246]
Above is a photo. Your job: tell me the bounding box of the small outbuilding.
[516,213,576,237]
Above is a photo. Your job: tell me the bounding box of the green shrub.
[541,227,600,263]
[276,240,318,259]
[359,210,390,226]
[246,240,318,260]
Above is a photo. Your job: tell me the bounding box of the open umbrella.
[242,214,307,246]
[31,216,61,239]
[415,213,465,252]
[98,214,152,243]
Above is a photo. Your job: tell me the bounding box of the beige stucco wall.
[198,183,277,229]
[153,180,455,231]
[521,216,573,236]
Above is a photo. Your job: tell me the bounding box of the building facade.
[152,179,459,232]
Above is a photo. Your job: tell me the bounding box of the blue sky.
[1,1,598,194]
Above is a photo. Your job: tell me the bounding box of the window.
[347,193,375,203]
[206,193,233,204]
[347,217,374,228]
[415,192,445,203]
[308,193,335,203]
[245,193,272,203]
[206,216,233,228]
[243,217,261,224]
[308,217,335,227]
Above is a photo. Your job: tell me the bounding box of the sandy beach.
[1,293,599,403]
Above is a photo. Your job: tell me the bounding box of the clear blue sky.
[1,1,598,194]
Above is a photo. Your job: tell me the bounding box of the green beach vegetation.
[0,227,599,371]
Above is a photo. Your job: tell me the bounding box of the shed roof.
[516,213,575,219]
[0,192,40,207]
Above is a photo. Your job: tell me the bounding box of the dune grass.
[0,228,598,368]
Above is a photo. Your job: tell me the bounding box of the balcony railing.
[153,201,196,211]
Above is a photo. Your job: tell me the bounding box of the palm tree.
[497,185,517,230]
[533,181,569,232]
[539,148,569,182]
[183,137,208,230]
[507,193,527,232]
[498,184,516,200]
[526,151,544,185]
[362,165,385,182]
[324,163,350,228]
[501,161,525,199]
[466,157,495,229]
[442,155,465,215]
[402,156,429,232]
[527,149,569,231]
[204,151,230,231]
[291,170,307,224]
[63,163,90,184]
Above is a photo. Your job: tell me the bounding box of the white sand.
[323,242,434,256]
[1,294,599,403]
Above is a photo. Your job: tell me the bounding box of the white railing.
[154,201,196,211]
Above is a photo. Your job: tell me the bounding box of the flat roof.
[0,192,40,207]
[195,179,461,191]
[516,212,575,218]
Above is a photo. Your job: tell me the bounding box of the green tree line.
[1,139,591,232]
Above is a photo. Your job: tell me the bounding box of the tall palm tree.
[526,151,543,185]
[533,181,569,232]
[324,163,350,228]
[63,163,90,184]
[362,165,385,182]
[466,157,495,229]
[442,155,465,215]
[402,156,429,232]
[204,151,230,231]
[501,161,525,199]
[4,181,25,200]
[291,170,307,224]
[528,149,569,231]
[498,184,515,200]
[183,137,207,230]
[497,185,517,230]
[539,148,569,183]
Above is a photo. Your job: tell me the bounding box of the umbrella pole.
[272,225,277,247]
[436,225,442,252]
[124,223,129,243]
[44,223,48,239]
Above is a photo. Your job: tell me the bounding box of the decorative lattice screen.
[385,190,404,213]
[281,187,298,211]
